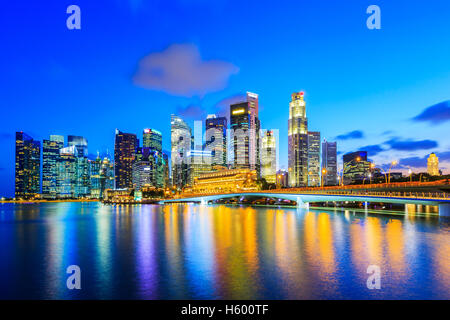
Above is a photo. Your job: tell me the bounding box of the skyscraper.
[42,135,64,199]
[343,151,371,184]
[187,149,213,186]
[89,156,102,199]
[205,114,227,166]
[261,130,277,184]
[171,115,192,190]
[114,129,137,189]
[230,93,261,174]
[307,131,321,187]
[322,140,337,186]
[68,135,88,157]
[288,92,308,187]
[427,153,439,176]
[57,146,77,198]
[143,128,162,153]
[15,132,41,199]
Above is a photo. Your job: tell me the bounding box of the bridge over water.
[160,188,450,217]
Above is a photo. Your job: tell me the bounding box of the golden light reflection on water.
[1,202,449,299]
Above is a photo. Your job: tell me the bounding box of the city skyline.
[2,1,450,197]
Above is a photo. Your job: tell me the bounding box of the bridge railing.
[175,190,450,201]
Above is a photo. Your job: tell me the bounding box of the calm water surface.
[0,202,449,299]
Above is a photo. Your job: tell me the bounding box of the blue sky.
[1,0,450,197]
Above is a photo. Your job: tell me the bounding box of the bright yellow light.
[232,109,245,115]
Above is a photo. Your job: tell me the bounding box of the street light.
[388,160,398,183]
[321,168,327,187]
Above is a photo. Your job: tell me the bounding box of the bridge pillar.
[439,203,450,217]
[296,196,309,209]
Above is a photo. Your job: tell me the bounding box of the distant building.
[427,153,439,176]
[143,128,162,153]
[307,131,320,187]
[288,92,308,187]
[89,156,102,199]
[132,147,165,190]
[343,151,371,184]
[322,140,337,186]
[171,115,192,190]
[57,146,77,198]
[15,132,41,199]
[276,169,289,188]
[163,152,170,188]
[114,129,137,189]
[230,92,261,175]
[68,135,88,157]
[191,168,258,194]
[187,149,213,187]
[205,114,227,166]
[261,130,277,184]
[42,135,64,199]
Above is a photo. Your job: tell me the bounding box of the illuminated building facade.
[68,135,88,157]
[114,129,137,189]
[307,131,321,187]
[163,152,170,188]
[343,151,371,184]
[143,128,162,153]
[205,114,227,166]
[171,115,192,189]
[427,153,439,176]
[15,132,41,199]
[288,92,308,187]
[261,130,277,184]
[322,140,337,186]
[230,93,261,175]
[276,169,289,188]
[187,149,213,187]
[42,135,64,199]
[132,147,165,190]
[89,156,102,198]
[191,168,258,194]
[57,146,77,198]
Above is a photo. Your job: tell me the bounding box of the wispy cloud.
[175,104,206,119]
[384,138,438,151]
[133,43,239,97]
[359,144,384,156]
[412,101,450,124]
[336,130,364,140]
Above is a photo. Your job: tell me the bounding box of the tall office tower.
[143,128,162,153]
[114,129,137,189]
[230,93,261,174]
[307,131,321,187]
[89,156,102,199]
[343,151,371,184]
[427,153,439,176]
[42,135,64,199]
[322,140,337,186]
[187,150,213,186]
[261,130,277,184]
[288,92,308,187]
[163,152,170,188]
[57,146,77,198]
[205,114,227,166]
[100,157,115,196]
[132,147,165,190]
[15,132,41,199]
[171,115,192,189]
[68,135,88,157]
[67,135,90,197]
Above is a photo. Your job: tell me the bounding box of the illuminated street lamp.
[388,160,398,183]
[321,168,327,187]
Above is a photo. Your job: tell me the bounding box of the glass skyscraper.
[15,132,40,199]
[205,114,227,166]
[261,130,277,184]
[143,128,162,153]
[288,92,308,187]
[307,131,321,187]
[343,151,371,184]
[230,93,260,175]
[57,146,77,198]
[114,129,138,189]
[322,140,337,186]
[171,115,192,190]
[42,135,64,199]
